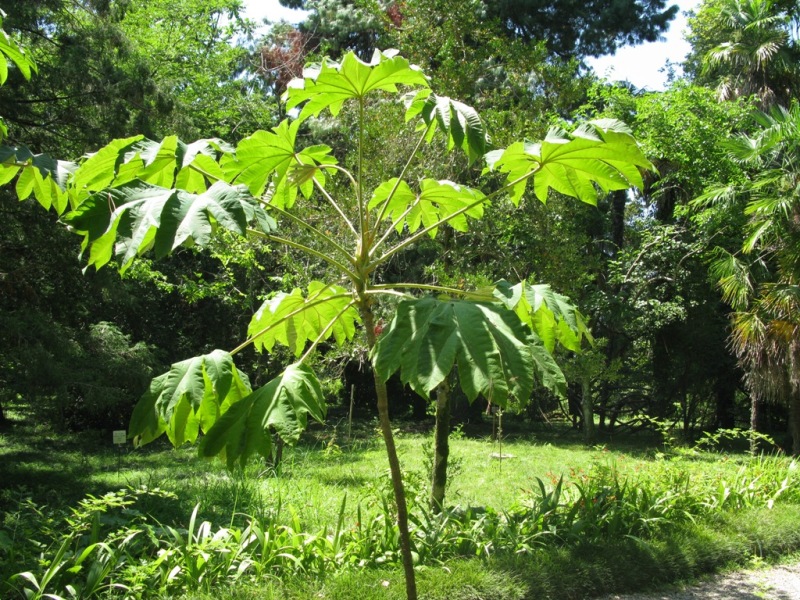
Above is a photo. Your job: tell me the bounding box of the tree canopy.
[474,0,679,58]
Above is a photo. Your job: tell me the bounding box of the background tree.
[562,82,756,436]
[0,0,279,432]
[281,0,680,59]
[484,0,679,58]
[696,104,800,453]
[686,0,800,107]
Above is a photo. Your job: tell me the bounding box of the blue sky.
[242,0,700,91]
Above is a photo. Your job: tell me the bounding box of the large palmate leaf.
[285,49,428,122]
[248,282,359,356]
[129,350,251,447]
[372,297,535,406]
[528,342,567,398]
[493,280,593,353]
[200,363,326,469]
[484,119,654,206]
[0,145,75,213]
[369,178,486,237]
[404,89,488,163]
[71,136,146,197]
[175,139,229,193]
[66,180,274,272]
[71,135,232,204]
[222,120,298,198]
[221,120,337,209]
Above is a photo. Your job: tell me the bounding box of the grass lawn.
[2,408,800,599]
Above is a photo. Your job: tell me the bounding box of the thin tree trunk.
[714,373,736,429]
[430,379,451,513]
[789,391,800,456]
[272,435,284,469]
[363,306,417,600]
[610,189,626,253]
[581,376,595,444]
[750,395,760,455]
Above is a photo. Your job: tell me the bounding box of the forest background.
[1,0,800,597]
[2,0,798,453]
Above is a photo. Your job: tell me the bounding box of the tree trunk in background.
[581,376,595,444]
[598,189,627,432]
[714,372,737,429]
[789,391,800,456]
[750,395,760,454]
[610,190,626,253]
[430,379,451,513]
[272,435,284,470]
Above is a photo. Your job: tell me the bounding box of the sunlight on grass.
[3,417,800,600]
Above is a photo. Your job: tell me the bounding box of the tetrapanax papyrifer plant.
[1,48,652,599]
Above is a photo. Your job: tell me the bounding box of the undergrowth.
[1,448,798,599]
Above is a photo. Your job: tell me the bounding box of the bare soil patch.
[596,562,800,599]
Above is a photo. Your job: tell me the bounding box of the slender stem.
[228,291,353,356]
[371,282,492,299]
[188,162,222,183]
[357,98,367,253]
[373,122,434,226]
[371,195,421,256]
[365,289,413,299]
[247,228,359,281]
[361,303,418,600]
[319,163,360,193]
[268,203,356,264]
[298,299,359,363]
[311,173,359,237]
[375,168,539,267]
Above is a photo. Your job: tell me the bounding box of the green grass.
[2,410,800,599]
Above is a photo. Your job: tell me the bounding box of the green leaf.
[0,24,36,83]
[136,136,183,188]
[174,139,228,193]
[372,297,535,406]
[0,145,75,213]
[417,179,485,235]
[368,178,418,232]
[248,282,359,356]
[69,136,234,205]
[493,280,593,353]
[369,178,485,237]
[285,49,429,122]
[484,119,653,206]
[528,341,567,398]
[200,363,326,469]
[404,89,488,162]
[222,120,299,198]
[71,136,145,198]
[65,180,268,272]
[129,350,251,447]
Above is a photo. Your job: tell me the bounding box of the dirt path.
[595,562,800,599]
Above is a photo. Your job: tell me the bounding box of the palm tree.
[700,0,800,107]
[702,104,800,453]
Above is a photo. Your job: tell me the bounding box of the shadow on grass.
[0,419,131,508]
